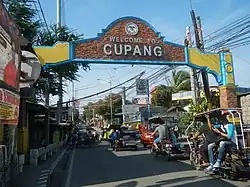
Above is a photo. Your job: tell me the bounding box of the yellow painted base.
[0,124,3,144]
[17,127,29,154]
[53,131,60,143]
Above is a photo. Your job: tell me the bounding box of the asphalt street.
[65,142,250,187]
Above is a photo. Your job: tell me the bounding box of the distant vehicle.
[113,130,138,151]
[140,131,154,147]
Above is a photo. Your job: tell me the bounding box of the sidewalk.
[10,151,62,187]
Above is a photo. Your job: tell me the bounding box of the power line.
[50,71,145,106]
[36,0,51,38]
[203,15,250,51]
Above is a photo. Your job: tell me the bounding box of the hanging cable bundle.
[203,14,250,52]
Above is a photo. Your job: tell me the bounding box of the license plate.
[125,141,136,145]
[126,143,135,146]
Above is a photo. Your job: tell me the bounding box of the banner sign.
[0,3,20,89]
[122,105,141,122]
[0,88,20,125]
[172,91,193,101]
[132,97,150,105]
[136,79,149,95]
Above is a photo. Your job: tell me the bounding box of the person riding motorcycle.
[190,118,219,167]
[151,123,166,150]
[205,114,236,172]
[110,129,119,146]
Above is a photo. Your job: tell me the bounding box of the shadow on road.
[115,180,138,187]
[144,176,238,187]
[70,143,242,187]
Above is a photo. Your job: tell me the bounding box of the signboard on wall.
[0,3,20,90]
[0,88,20,125]
[122,104,141,122]
[132,97,149,105]
[136,79,149,95]
[172,91,193,101]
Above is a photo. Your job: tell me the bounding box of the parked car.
[113,130,138,151]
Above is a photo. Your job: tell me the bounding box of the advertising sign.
[0,3,20,89]
[132,97,149,105]
[172,91,193,101]
[136,79,149,95]
[0,88,20,125]
[122,104,141,122]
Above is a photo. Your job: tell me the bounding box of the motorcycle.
[189,137,209,170]
[212,144,249,180]
[151,139,172,161]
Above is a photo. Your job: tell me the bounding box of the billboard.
[172,91,193,101]
[122,104,141,122]
[132,97,150,105]
[0,88,20,125]
[136,79,149,95]
[0,3,20,90]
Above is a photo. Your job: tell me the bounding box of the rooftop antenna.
[189,0,193,10]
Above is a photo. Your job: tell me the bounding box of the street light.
[97,79,113,124]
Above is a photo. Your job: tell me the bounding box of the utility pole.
[56,0,63,124]
[92,108,95,119]
[121,87,126,123]
[146,79,150,130]
[110,81,113,125]
[56,0,61,28]
[72,81,75,124]
[185,26,197,104]
[190,10,201,104]
[190,9,212,109]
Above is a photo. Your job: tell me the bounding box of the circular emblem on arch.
[125,22,138,35]
[225,64,233,73]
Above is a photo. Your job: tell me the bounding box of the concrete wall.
[240,94,250,147]
[240,94,250,124]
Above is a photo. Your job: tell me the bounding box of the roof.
[167,106,186,113]
[26,101,48,112]
[194,108,242,121]
[237,92,250,97]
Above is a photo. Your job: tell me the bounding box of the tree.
[5,0,40,42]
[6,0,89,101]
[34,25,90,100]
[179,90,220,131]
[172,70,191,93]
[93,93,123,120]
[83,93,132,121]
[151,85,172,108]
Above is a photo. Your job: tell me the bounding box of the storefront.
[0,2,21,184]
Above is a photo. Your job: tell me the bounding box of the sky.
[39,0,250,109]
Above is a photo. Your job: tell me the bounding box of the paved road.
[66,142,250,187]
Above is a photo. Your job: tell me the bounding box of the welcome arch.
[33,16,237,108]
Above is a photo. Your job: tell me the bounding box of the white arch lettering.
[104,44,112,55]
[124,45,132,55]
[133,45,141,56]
[153,46,162,56]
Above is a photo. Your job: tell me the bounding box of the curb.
[36,147,68,187]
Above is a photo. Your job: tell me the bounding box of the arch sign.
[33,16,237,108]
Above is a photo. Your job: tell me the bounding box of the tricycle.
[186,108,250,180]
[149,115,190,160]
